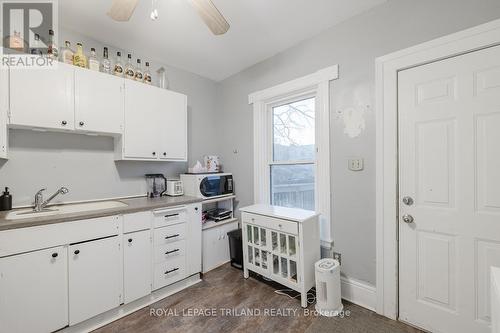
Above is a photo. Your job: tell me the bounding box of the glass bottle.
[47,29,58,60]
[157,67,169,89]
[113,51,124,77]
[101,47,111,74]
[143,62,152,85]
[60,41,74,65]
[30,34,42,55]
[134,59,143,82]
[88,48,100,71]
[124,54,135,80]
[73,43,87,68]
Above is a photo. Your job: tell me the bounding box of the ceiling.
[60,0,387,81]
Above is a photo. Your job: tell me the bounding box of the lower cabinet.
[0,246,69,333]
[123,230,152,304]
[202,221,239,273]
[69,236,121,325]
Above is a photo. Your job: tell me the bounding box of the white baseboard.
[340,276,376,311]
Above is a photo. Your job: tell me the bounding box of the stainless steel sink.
[5,201,128,220]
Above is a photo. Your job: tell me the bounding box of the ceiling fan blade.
[107,0,139,22]
[189,0,230,35]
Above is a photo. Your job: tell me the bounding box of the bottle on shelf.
[60,41,74,65]
[143,62,152,85]
[30,33,42,55]
[88,48,100,71]
[47,29,58,60]
[134,59,143,81]
[73,43,87,68]
[124,53,135,80]
[114,51,124,77]
[101,47,112,74]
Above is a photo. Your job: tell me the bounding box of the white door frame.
[375,18,500,319]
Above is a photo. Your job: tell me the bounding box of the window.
[270,97,316,211]
[249,65,338,245]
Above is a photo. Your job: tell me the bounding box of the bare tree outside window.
[271,97,315,211]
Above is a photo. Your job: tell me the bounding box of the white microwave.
[180,173,233,199]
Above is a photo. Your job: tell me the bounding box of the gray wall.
[216,0,500,286]
[0,27,219,207]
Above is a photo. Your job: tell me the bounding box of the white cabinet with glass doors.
[240,204,320,308]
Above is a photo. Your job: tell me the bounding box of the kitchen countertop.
[0,195,203,231]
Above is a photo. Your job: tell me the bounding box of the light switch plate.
[348,158,364,171]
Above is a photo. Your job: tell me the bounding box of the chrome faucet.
[33,187,69,212]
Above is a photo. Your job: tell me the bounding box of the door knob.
[402,196,414,206]
[402,214,414,224]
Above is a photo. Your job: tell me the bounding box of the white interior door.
[398,45,500,333]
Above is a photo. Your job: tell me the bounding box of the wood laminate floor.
[94,264,423,333]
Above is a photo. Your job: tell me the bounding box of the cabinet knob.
[195,207,199,211]
[79,121,84,127]
[74,250,80,255]
[61,120,67,126]
[52,253,58,258]
[152,152,156,156]
[128,238,133,243]
[163,152,167,156]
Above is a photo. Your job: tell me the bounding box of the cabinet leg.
[244,268,249,279]
[301,291,308,308]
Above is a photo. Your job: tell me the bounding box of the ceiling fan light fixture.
[150,0,159,21]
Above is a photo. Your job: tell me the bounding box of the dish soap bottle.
[0,187,12,211]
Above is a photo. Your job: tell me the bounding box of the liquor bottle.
[101,47,111,74]
[30,33,42,55]
[143,62,152,85]
[60,41,74,65]
[73,43,87,68]
[47,29,58,60]
[114,51,124,77]
[124,54,135,80]
[88,48,100,71]
[134,59,143,81]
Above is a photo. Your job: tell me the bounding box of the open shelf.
[201,195,236,204]
[202,217,238,230]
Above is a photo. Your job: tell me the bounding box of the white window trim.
[249,65,339,247]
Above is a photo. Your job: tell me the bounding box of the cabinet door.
[69,236,121,325]
[159,91,187,161]
[0,246,68,333]
[123,80,160,160]
[75,68,124,134]
[9,63,74,130]
[124,230,152,304]
[0,67,8,158]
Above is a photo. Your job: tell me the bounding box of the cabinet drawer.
[242,213,298,235]
[154,223,187,246]
[123,211,152,233]
[154,240,186,264]
[153,256,186,290]
[153,206,188,228]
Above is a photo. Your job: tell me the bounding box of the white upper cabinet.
[160,91,187,161]
[118,80,187,161]
[74,67,124,135]
[9,62,75,130]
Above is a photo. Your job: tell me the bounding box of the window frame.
[249,65,338,246]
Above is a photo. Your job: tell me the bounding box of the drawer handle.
[164,213,180,218]
[165,249,180,255]
[165,267,179,275]
[165,234,180,240]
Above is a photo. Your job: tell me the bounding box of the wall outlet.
[333,252,342,265]
[348,158,364,171]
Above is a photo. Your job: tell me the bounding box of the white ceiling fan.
[107,0,230,35]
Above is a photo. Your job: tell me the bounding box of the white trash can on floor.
[315,258,343,317]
